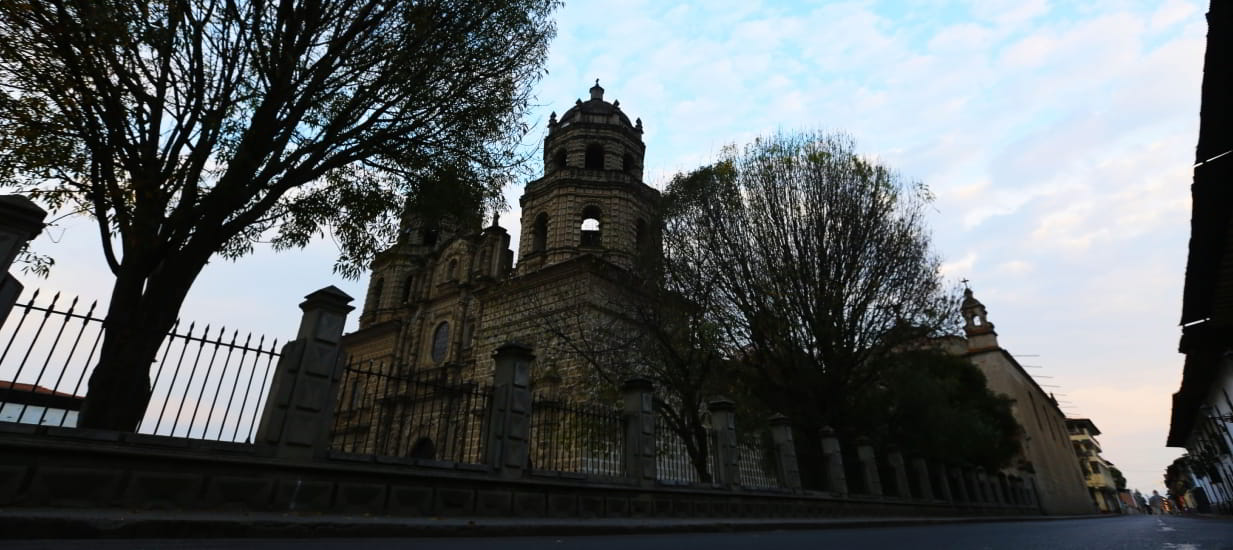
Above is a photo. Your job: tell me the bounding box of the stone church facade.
[954,288,1096,515]
[340,82,660,396]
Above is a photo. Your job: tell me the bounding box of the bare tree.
[529,275,730,482]
[663,131,958,485]
[0,0,558,430]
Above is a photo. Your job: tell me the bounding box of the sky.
[12,0,1208,496]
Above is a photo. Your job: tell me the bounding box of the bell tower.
[961,286,1000,352]
[516,81,660,274]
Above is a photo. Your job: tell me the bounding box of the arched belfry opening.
[585,144,604,170]
[580,205,602,248]
[623,152,635,174]
[532,213,549,252]
[554,148,567,172]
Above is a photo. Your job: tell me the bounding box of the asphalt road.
[9,515,1233,550]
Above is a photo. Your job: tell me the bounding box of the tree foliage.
[853,349,1022,471]
[1164,454,1195,500]
[0,0,558,429]
[1109,465,1127,491]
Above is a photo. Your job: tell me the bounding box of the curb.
[0,510,1114,539]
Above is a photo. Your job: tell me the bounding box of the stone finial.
[589,79,604,100]
[0,195,47,271]
[295,286,354,343]
[635,117,643,133]
[548,111,557,125]
[613,99,620,108]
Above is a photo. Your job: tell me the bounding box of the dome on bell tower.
[517,82,660,275]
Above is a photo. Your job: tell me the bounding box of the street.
[8,515,1233,550]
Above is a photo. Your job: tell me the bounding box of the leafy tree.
[0,0,558,430]
[853,349,1022,471]
[662,131,961,487]
[1164,454,1195,501]
[1109,465,1127,491]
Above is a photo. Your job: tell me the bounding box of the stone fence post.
[768,414,802,490]
[708,398,739,487]
[255,286,354,460]
[855,437,882,496]
[910,457,934,501]
[930,460,952,502]
[964,467,981,504]
[820,427,847,495]
[486,343,535,479]
[949,465,969,503]
[0,196,47,327]
[622,377,656,485]
[886,448,910,498]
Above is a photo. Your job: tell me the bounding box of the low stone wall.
[0,423,1033,519]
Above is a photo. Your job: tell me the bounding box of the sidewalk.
[0,509,1111,539]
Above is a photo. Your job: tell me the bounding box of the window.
[585,143,604,170]
[580,205,602,247]
[554,148,567,171]
[431,322,449,363]
[448,258,459,281]
[623,152,634,174]
[532,213,548,252]
[635,218,647,249]
[1089,461,1100,474]
[422,227,439,246]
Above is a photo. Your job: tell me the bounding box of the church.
[340,82,660,395]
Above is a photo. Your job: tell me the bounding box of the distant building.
[1066,418,1122,513]
[0,381,82,427]
[954,288,1095,515]
[1166,0,1233,516]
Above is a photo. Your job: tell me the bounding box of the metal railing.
[737,437,781,489]
[0,289,281,442]
[330,358,492,464]
[529,397,624,477]
[654,415,714,484]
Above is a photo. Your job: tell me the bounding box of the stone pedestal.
[949,466,969,503]
[255,286,354,460]
[910,457,934,500]
[886,449,910,498]
[930,460,952,502]
[855,437,882,496]
[963,468,981,503]
[486,343,535,479]
[622,378,656,485]
[820,427,847,495]
[768,414,801,490]
[708,399,739,487]
[0,195,46,328]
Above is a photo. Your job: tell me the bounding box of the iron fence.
[529,397,623,477]
[0,289,281,442]
[654,415,714,484]
[737,436,781,489]
[330,358,492,464]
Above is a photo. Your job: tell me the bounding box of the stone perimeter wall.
[0,423,1031,519]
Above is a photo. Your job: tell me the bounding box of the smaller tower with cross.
[961,285,999,352]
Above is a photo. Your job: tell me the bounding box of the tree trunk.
[77,252,207,431]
